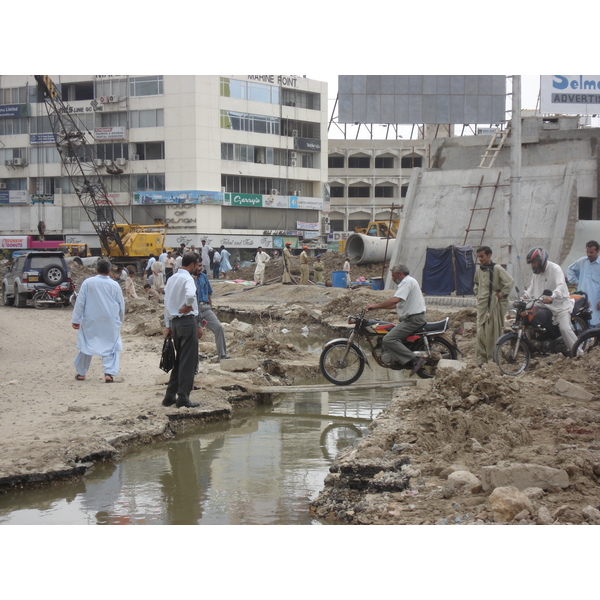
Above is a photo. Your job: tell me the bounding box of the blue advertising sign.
[0,104,29,118]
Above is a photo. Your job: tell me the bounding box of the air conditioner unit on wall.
[271,189,279,195]
[292,130,299,137]
[131,154,139,161]
[4,159,13,167]
[115,158,128,166]
[93,159,104,168]
[13,158,25,166]
[99,96,109,104]
[103,160,113,167]
[54,188,62,195]
[0,182,6,190]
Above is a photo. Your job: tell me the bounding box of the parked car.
[2,251,71,308]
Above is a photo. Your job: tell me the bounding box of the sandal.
[75,374,85,381]
[104,374,114,383]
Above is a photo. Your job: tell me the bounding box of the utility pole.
[509,75,523,292]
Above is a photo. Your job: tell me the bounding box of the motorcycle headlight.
[348,316,357,324]
[507,309,517,320]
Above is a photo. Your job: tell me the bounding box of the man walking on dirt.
[72,259,125,383]
[473,246,514,366]
[162,252,204,409]
[282,241,293,284]
[299,246,310,285]
[365,264,427,376]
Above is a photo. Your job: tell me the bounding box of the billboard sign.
[541,75,600,114]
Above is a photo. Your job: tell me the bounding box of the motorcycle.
[319,308,462,385]
[493,289,592,375]
[32,280,77,310]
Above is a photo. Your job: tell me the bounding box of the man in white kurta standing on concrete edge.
[72,259,125,383]
[567,240,600,327]
[162,252,203,409]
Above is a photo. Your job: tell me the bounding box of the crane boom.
[35,75,127,255]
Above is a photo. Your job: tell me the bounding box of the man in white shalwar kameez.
[254,247,270,285]
[72,259,125,382]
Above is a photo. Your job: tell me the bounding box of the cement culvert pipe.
[345,233,395,264]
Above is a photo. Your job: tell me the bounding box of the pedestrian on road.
[219,246,232,277]
[299,246,310,285]
[201,239,213,274]
[473,246,514,366]
[195,258,229,361]
[162,252,203,409]
[365,264,427,376]
[254,246,271,285]
[567,240,600,327]
[212,249,221,279]
[313,255,325,284]
[72,259,125,383]
[343,258,351,286]
[125,270,139,299]
[282,241,293,284]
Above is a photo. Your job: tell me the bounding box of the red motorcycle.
[319,308,462,384]
[32,280,77,309]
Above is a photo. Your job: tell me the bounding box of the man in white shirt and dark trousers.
[365,264,427,376]
[162,252,204,408]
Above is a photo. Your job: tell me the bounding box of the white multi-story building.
[0,75,329,258]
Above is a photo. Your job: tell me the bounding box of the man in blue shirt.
[567,240,600,327]
[195,258,229,361]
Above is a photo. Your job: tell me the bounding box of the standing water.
[0,380,402,525]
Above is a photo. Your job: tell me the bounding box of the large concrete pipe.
[345,233,395,264]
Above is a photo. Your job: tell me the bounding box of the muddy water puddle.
[0,386,397,525]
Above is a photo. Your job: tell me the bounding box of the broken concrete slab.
[480,462,569,492]
[555,378,595,401]
[219,357,259,372]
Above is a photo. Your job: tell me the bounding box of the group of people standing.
[281,242,325,285]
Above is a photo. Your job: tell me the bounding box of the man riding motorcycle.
[523,247,577,352]
[365,264,427,376]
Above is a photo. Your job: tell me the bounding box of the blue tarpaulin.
[422,245,475,296]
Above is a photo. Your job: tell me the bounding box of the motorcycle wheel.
[493,335,531,376]
[572,316,588,337]
[319,341,365,386]
[413,337,457,379]
[33,293,48,310]
[570,328,600,358]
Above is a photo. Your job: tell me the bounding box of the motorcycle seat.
[414,317,449,334]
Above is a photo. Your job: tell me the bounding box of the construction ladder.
[478,127,511,168]
[462,173,508,247]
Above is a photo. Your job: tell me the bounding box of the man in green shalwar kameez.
[473,246,514,366]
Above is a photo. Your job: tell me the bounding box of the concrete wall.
[388,159,597,291]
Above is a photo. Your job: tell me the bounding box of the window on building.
[130,109,164,128]
[328,155,344,168]
[0,86,27,104]
[330,185,344,198]
[300,153,313,168]
[375,156,394,168]
[375,185,394,198]
[3,178,27,190]
[0,117,28,135]
[0,147,28,164]
[95,78,128,99]
[222,206,318,231]
[130,76,163,97]
[101,175,131,193]
[95,143,129,161]
[348,155,370,168]
[579,197,597,220]
[282,119,320,139]
[34,177,61,195]
[220,78,280,105]
[348,186,370,198]
[281,89,321,110]
[329,219,344,232]
[100,112,128,128]
[135,173,165,191]
[132,205,167,225]
[220,110,280,135]
[401,184,409,198]
[61,81,94,101]
[401,154,423,168]
[133,142,164,160]
[30,146,60,164]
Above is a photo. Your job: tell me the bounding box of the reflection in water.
[0,387,393,525]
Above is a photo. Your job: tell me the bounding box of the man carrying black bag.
[161,252,203,409]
